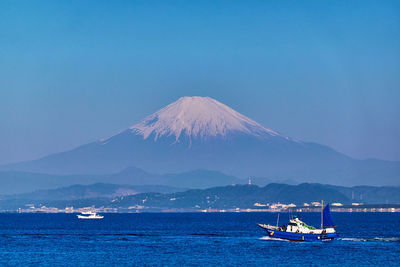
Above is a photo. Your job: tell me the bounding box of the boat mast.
[321,200,323,229]
[276,213,280,227]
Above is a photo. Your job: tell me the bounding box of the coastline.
[2,204,400,214]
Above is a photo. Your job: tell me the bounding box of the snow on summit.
[130,96,281,141]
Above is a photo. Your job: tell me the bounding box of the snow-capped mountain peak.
[130,96,282,141]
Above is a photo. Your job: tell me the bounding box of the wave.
[339,237,400,242]
[259,236,289,242]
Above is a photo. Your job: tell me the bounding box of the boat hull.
[263,228,336,242]
[77,215,104,219]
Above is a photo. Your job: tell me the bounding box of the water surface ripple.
[0,213,399,266]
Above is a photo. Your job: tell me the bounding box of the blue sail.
[323,204,335,228]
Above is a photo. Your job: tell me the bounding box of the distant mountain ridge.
[0,168,243,194]
[1,96,399,186]
[111,183,400,210]
[112,183,351,209]
[2,183,399,211]
[2,183,185,201]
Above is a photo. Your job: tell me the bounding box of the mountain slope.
[130,96,281,141]
[3,183,185,201]
[1,96,399,186]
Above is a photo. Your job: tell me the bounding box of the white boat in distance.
[77,211,104,219]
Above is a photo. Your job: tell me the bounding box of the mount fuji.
[2,96,399,186]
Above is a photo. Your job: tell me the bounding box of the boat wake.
[259,236,289,242]
[338,237,400,242]
[259,236,400,243]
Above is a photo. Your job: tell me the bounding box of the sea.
[0,212,399,266]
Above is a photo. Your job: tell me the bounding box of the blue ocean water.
[0,212,399,266]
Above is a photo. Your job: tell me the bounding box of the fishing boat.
[77,211,104,219]
[258,201,337,241]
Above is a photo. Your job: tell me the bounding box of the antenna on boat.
[321,200,324,229]
[276,213,280,227]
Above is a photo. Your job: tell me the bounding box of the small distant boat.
[258,201,337,242]
[77,211,104,219]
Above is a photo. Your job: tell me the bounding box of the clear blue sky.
[0,0,399,164]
